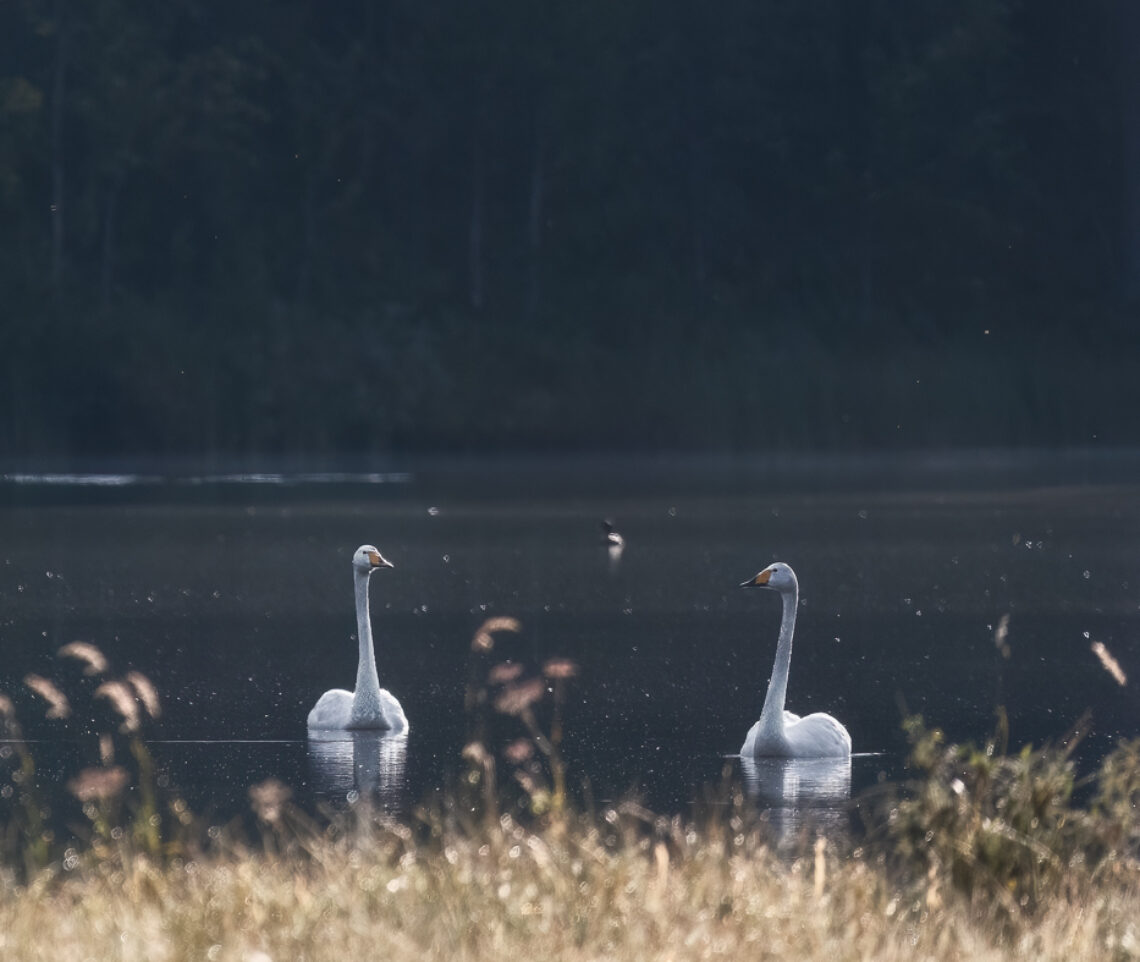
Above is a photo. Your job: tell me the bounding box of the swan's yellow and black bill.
[368,550,394,569]
[740,569,773,588]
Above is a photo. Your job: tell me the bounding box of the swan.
[739,562,851,758]
[307,545,408,732]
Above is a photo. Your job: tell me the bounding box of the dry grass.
[0,810,1138,962]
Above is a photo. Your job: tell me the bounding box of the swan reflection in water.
[740,755,852,848]
[307,730,409,810]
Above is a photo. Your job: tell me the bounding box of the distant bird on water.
[601,519,624,549]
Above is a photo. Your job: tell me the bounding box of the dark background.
[2,0,1138,458]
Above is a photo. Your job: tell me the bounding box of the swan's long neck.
[758,584,797,734]
[351,568,383,721]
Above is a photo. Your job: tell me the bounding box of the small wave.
[180,472,413,486]
[2,473,158,487]
[3,471,413,488]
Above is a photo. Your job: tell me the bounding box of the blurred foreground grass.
[0,796,1138,962]
[2,632,1139,961]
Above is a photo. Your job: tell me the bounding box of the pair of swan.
[308,547,851,760]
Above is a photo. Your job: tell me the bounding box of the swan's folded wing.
[788,712,852,757]
[377,689,409,733]
[307,688,353,729]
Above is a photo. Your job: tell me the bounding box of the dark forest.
[2,0,1138,458]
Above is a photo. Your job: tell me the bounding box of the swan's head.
[740,561,797,592]
[353,545,394,573]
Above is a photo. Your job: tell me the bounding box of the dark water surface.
[2,453,1138,826]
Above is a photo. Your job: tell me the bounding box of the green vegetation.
[889,714,1140,921]
[2,636,1139,960]
[2,1,1139,456]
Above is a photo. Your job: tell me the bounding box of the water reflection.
[306,731,409,810]
[740,756,852,848]
[607,541,624,571]
[601,518,624,571]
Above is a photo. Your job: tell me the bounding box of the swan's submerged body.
[307,545,407,733]
[740,562,850,759]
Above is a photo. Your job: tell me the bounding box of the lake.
[1,452,1138,828]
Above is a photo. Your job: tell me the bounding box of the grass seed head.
[249,779,293,824]
[57,641,109,676]
[505,738,535,764]
[488,662,525,685]
[471,616,522,652]
[494,678,545,717]
[126,671,162,720]
[462,741,491,766]
[1091,641,1127,686]
[23,674,71,720]
[67,765,129,803]
[543,658,578,680]
[95,680,141,732]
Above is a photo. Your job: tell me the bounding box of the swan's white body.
[307,545,408,733]
[740,562,850,758]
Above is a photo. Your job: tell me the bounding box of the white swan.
[739,562,851,758]
[307,545,408,732]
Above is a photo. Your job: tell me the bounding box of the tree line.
[1,0,1137,457]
